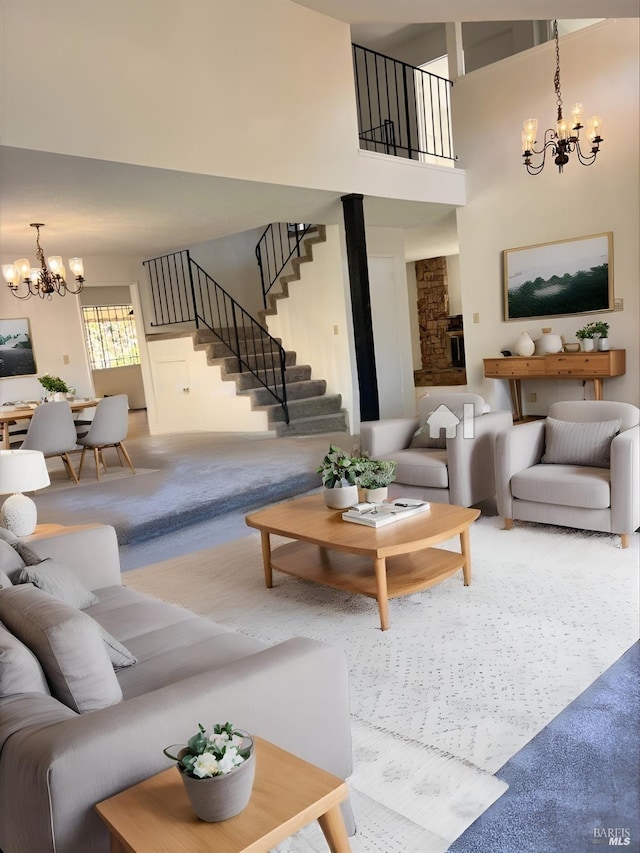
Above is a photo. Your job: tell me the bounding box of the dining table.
[0,399,99,450]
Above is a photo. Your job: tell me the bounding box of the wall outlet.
[333,325,339,335]
[472,312,480,324]
[614,298,624,311]
[527,392,537,403]
[62,354,70,365]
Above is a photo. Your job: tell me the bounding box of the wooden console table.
[483,350,626,421]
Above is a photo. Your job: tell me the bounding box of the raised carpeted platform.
[33,430,349,545]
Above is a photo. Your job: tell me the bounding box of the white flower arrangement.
[164,721,252,779]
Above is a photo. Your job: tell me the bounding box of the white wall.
[144,336,269,435]
[1,0,464,210]
[0,286,94,402]
[453,20,639,413]
[189,228,265,318]
[365,227,416,418]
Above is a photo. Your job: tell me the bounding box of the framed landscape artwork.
[0,318,38,378]
[503,232,613,321]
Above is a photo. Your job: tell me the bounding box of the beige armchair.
[495,400,640,548]
[359,393,513,507]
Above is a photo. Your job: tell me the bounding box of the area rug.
[124,517,639,852]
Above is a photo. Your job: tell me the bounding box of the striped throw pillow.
[541,417,622,468]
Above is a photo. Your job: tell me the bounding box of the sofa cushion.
[511,465,611,509]
[541,417,622,468]
[0,585,122,713]
[391,448,449,489]
[0,526,19,544]
[0,620,51,697]
[10,540,42,565]
[0,540,25,580]
[97,623,138,669]
[14,558,99,610]
[410,423,448,450]
[0,568,12,589]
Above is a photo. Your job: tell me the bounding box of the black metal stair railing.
[143,250,289,423]
[352,43,455,162]
[255,222,312,309]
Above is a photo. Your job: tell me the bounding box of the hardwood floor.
[127,409,149,439]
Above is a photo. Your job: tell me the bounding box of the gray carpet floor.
[33,429,352,552]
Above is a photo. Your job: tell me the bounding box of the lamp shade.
[0,450,51,494]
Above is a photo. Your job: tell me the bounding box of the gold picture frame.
[503,232,613,321]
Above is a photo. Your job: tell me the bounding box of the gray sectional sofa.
[0,523,354,853]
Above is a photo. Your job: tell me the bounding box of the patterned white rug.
[125,516,639,852]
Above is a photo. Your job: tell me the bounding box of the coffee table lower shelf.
[271,540,466,599]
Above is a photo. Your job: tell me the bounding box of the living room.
[0,2,638,852]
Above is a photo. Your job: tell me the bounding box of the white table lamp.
[0,450,51,536]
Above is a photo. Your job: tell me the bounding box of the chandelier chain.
[553,20,563,122]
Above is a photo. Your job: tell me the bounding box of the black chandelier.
[521,20,603,175]
[2,223,85,300]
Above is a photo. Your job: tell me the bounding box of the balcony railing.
[352,43,455,163]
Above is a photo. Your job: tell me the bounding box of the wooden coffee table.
[245,493,480,630]
[96,737,350,852]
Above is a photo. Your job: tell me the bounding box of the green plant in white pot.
[357,456,397,504]
[575,323,597,352]
[38,374,69,401]
[592,320,610,351]
[317,445,363,509]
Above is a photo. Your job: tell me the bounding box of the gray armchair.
[359,393,513,507]
[495,400,640,548]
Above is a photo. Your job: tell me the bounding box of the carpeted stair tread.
[214,351,298,373]
[197,337,284,359]
[223,365,312,390]
[257,393,343,424]
[275,410,348,437]
[240,379,327,407]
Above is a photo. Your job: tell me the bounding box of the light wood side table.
[96,737,351,852]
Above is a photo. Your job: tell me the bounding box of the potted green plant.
[317,444,364,509]
[38,374,70,401]
[575,323,597,352]
[163,721,255,822]
[592,320,610,351]
[356,455,397,503]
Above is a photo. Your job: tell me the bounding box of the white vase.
[323,484,359,509]
[364,487,388,504]
[597,337,610,351]
[53,392,66,402]
[535,328,563,355]
[580,339,595,352]
[514,331,535,357]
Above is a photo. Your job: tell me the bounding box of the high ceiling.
[2,1,636,265]
[292,0,639,23]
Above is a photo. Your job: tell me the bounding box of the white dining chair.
[76,395,135,481]
[20,401,79,483]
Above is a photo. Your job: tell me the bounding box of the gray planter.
[179,750,256,822]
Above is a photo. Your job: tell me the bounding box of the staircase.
[144,224,349,438]
[258,224,327,322]
[193,328,349,437]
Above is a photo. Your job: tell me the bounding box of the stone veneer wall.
[413,257,466,386]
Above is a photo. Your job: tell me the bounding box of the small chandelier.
[2,223,85,300]
[521,20,603,175]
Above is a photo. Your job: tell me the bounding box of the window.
[81,305,140,370]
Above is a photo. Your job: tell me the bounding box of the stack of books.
[342,498,431,528]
